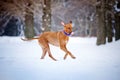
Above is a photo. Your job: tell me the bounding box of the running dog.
[22,21,76,61]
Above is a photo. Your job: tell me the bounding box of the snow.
[0,37,120,80]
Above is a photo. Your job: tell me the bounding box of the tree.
[96,0,106,45]
[114,1,120,41]
[0,0,23,36]
[114,12,120,41]
[42,0,51,32]
[105,0,115,43]
[24,2,35,39]
[106,13,113,42]
[0,0,42,37]
[96,0,116,45]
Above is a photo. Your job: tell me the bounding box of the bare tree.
[104,0,114,43]
[114,0,120,41]
[42,0,51,32]
[24,2,35,38]
[96,0,106,45]
[0,0,43,37]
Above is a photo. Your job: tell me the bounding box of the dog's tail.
[21,37,39,41]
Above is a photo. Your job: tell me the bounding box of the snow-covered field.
[0,37,120,80]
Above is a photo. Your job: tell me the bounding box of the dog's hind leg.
[40,47,47,59]
[41,45,57,61]
[38,38,48,60]
[38,38,57,61]
[47,47,57,61]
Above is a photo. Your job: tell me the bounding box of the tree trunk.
[96,0,106,45]
[24,3,34,39]
[114,12,120,41]
[106,13,113,42]
[105,0,114,43]
[42,0,51,32]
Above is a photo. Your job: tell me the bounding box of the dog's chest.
[64,37,69,44]
[65,39,68,44]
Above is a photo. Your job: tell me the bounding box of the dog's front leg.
[60,45,76,59]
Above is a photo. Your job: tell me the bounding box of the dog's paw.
[72,56,76,59]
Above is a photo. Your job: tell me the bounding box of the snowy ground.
[0,37,120,80]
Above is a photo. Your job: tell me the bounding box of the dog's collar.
[63,31,71,36]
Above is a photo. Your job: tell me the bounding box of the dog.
[22,21,76,61]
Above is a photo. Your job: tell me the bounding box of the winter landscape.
[0,0,120,80]
[0,37,120,80]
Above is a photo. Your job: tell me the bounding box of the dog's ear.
[61,22,65,26]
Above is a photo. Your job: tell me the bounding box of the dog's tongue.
[71,32,74,36]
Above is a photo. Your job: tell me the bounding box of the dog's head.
[61,21,72,35]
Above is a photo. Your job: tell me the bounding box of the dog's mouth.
[68,31,73,34]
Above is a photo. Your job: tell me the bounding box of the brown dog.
[22,21,76,61]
